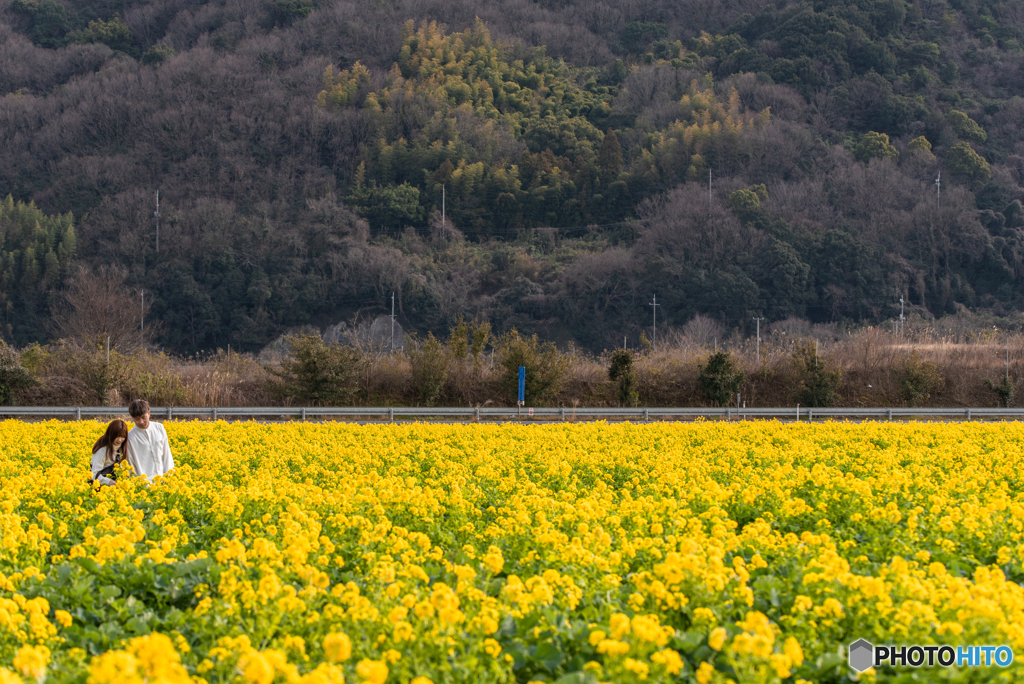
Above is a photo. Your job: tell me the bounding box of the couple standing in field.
[90,399,175,486]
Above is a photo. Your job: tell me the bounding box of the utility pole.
[709,168,712,208]
[140,290,145,340]
[390,292,396,351]
[1007,335,1010,381]
[154,189,160,253]
[649,294,659,350]
[442,185,445,229]
[899,296,905,337]
[753,317,764,360]
[935,172,941,210]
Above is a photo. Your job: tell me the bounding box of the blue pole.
[518,366,525,405]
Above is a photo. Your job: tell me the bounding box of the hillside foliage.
[1,0,1024,352]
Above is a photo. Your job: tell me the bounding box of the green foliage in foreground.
[699,351,744,407]
[267,333,363,406]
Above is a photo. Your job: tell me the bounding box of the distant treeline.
[1,0,1024,353]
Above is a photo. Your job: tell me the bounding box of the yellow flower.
[410,678,434,684]
[393,621,414,642]
[14,645,49,680]
[483,639,501,657]
[696,661,715,684]
[770,653,792,678]
[355,659,388,684]
[783,637,804,667]
[937,621,964,636]
[595,639,630,656]
[623,658,649,679]
[708,627,727,651]
[238,652,274,684]
[323,633,353,663]
[692,607,716,626]
[609,613,631,639]
[631,614,669,645]
[88,651,139,684]
[792,595,813,613]
[55,610,72,627]
[651,649,684,675]
[0,668,23,684]
[482,546,504,574]
[299,663,346,684]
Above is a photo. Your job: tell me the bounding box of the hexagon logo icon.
[848,639,874,672]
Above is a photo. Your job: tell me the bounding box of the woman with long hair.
[91,419,134,486]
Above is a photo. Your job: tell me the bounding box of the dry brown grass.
[13,327,1024,407]
[175,351,274,406]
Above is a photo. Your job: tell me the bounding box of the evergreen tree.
[597,129,623,182]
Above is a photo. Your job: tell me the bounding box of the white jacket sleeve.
[91,450,115,486]
[124,441,141,479]
[160,423,175,474]
[163,433,175,472]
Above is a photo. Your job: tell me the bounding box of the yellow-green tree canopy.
[907,136,932,154]
[316,20,768,235]
[946,142,991,182]
[854,131,899,162]
[948,110,987,144]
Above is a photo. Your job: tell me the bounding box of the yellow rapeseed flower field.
[0,420,1022,683]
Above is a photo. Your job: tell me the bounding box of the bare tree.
[683,314,725,348]
[50,265,152,351]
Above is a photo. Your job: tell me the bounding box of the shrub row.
[0,326,1017,408]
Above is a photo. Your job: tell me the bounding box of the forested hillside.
[1,0,1023,353]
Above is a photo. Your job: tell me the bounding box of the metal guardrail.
[0,406,1022,422]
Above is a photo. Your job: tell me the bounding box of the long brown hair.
[92,419,130,468]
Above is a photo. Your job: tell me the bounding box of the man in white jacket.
[126,399,175,482]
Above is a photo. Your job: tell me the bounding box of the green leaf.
[673,630,705,652]
[98,585,122,600]
[497,614,518,638]
[534,641,563,673]
[814,652,846,674]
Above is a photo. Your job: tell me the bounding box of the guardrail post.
[168,407,173,420]
[301,408,306,421]
[887,409,892,421]
[389,408,394,423]
[808,408,813,422]
[212,407,217,421]
[76,407,81,421]
[644,408,649,422]
[475,407,480,423]
[966,408,971,422]
[560,408,565,421]
[726,408,731,422]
